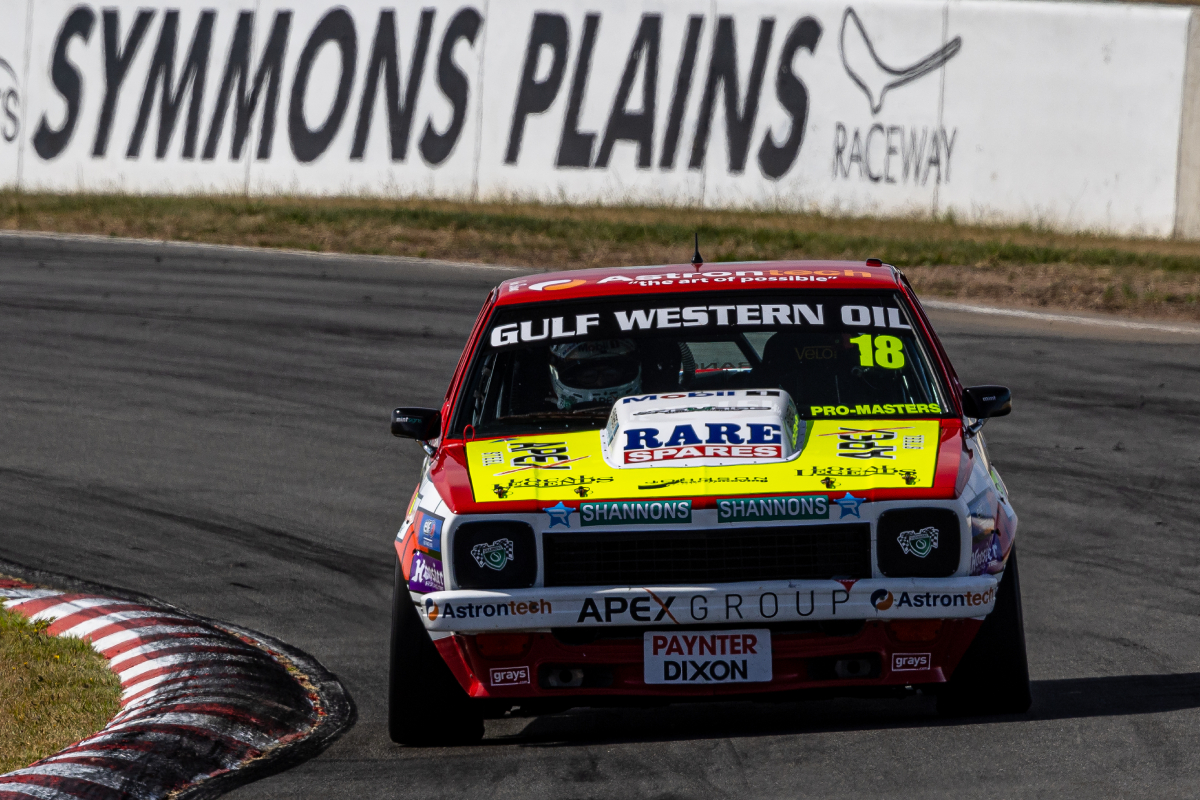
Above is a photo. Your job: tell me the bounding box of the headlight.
[453,521,537,589]
[876,508,961,578]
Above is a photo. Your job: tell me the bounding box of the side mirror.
[961,385,1012,420]
[391,407,441,441]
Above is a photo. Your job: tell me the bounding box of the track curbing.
[0,566,355,800]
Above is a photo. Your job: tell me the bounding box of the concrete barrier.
[1,0,1197,237]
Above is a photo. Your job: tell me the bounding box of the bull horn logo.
[839,7,962,114]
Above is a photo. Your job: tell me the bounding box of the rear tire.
[388,561,484,745]
[936,548,1032,717]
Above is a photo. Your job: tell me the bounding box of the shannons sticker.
[580,500,692,525]
[717,495,828,522]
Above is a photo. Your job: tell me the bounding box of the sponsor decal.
[903,435,924,449]
[529,279,586,291]
[471,538,515,571]
[492,441,591,474]
[425,598,551,620]
[578,593,679,623]
[892,653,932,672]
[834,492,864,518]
[896,526,939,558]
[490,314,602,346]
[870,589,894,610]
[408,551,445,593]
[466,420,940,503]
[824,426,907,460]
[810,403,942,416]
[482,451,503,465]
[717,495,829,522]
[622,391,751,404]
[544,501,574,528]
[489,301,929,346]
[894,588,995,609]
[970,534,1002,576]
[490,666,531,686]
[578,588,855,624]
[622,422,785,463]
[628,443,782,463]
[580,499,692,525]
[416,511,443,552]
[492,474,614,499]
[645,631,772,684]
[639,476,769,490]
[803,464,918,483]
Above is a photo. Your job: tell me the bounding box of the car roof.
[494,260,902,305]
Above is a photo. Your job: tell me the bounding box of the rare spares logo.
[622,423,784,464]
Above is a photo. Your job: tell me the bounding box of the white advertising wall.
[1,0,1198,237]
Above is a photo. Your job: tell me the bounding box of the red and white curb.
[0,579,353,800]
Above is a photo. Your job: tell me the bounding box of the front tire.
[937,548,1033,717]
[388,561,484,745]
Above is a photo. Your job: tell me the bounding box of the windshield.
[452,291,951,437]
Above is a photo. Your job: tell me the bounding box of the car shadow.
[487,672,1200,746]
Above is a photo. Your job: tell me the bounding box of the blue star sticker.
[835,492,864,519]
[545,502,574,528]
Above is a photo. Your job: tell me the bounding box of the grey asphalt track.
[3,233,1200,799]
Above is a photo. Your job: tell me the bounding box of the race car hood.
[427,414,965,512]
[601,390,801,468]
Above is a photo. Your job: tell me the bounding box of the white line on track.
[920,298,1200,335]
[0,229,530,272]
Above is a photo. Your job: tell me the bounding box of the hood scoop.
[602,389,801,468]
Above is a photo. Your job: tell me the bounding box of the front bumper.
[417,576,999,632]
[437,618,984,701]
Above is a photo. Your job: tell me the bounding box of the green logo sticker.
[717,495,829,522]
[580,500,692,526]
[471,538,514,571]
[897,526,939,558]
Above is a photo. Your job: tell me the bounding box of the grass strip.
[0,601,121,774]
[3,192,1200,319]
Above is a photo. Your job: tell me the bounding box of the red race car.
[388,257,1028,744]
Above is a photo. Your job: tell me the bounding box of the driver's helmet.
[549,339,642,410]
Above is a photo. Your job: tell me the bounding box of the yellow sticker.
[465,420,941,503]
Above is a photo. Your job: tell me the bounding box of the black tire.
[937,547,1033,717]
[388,561,484,745]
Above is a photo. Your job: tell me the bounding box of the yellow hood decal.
[465,420,940,503]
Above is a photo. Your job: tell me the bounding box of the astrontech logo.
[871,587,995,611]
[870,589,895,610]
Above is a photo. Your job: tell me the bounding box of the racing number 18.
[850,334,906,369]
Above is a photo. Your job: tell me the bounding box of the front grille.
[543,524,871,587]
